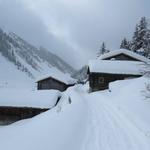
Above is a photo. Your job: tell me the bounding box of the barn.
[36,68,76,91]
[88,49,149,92]
[0,90,61,125]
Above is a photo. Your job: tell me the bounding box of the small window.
[98,77,104,84]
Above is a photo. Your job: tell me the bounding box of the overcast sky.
[0,0,150,69]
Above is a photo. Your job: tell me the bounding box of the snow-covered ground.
[81,77,150,150]
[0,89,88,150]
[0,53,33,89]
[0,77,150,150]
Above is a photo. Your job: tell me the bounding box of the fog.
[0,0,149,68]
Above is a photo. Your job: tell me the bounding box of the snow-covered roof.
[88,60,146,75]
[36,68,77,85]
[99,49,150,63]
[0,89,61,108]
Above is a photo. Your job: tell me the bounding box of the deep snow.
[89,59,145,75]
[0,77,150,150]
[0,53,33,89]
[0,89,61,108]
[81,77,150,150]
[36,67,77,85]
[0,89,88,150]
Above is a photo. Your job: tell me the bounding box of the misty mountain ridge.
[72,66,88,81]
[0,28,76,80]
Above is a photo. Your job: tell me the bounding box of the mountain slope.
[37,47,75,74]
[0,28,75,80]
[0,53,33,89]
[72,66,88,81]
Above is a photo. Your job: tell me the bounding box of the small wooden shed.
[0,106,49,125]
[36,69,76,91]
[0,90,61,125]
[99,49,149,62]
[88,49,149,92]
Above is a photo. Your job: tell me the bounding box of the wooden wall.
[0,106,49,125]
[37,77,68,92]
[89,73,141,92]
[103,54,140,61]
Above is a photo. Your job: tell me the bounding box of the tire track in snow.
[80,93,150,150]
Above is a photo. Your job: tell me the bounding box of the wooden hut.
[36,69,76,91]
[88,49,149,92]
[0,106,49,125]
[0,90,61,125]
[99,49,149,62]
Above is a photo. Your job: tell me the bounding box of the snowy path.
[73,87,150,150]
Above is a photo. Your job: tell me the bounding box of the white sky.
[0,0,150,69]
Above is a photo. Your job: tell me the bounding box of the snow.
[36,67,77,85]
[99,49,150,63]
[0,89,88,150]
[0,53,33,89]
[0,89,61,108]
[109,77,150,133]
[0,29,75,90]
[89,59,146,75]
[81,77,150,150]
[0,77,150,150]
[0,52,76,90]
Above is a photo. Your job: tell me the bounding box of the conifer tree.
[97,42,109,57]
[131,17,150,57]
[131,24,140,51]
[120,38,131,50]
[143,29,150,58]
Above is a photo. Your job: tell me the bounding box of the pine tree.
[140,17,150,57]
[131,17,150,56]
[138,17,147,50]
[131,24,140,51]
[139,17,147,38]
[143,28,150,58]
[120,38,131,50]
[117,17,150,58]
[97,42,109,57]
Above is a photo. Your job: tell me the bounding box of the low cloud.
[0,0,150,68]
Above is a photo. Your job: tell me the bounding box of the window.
[98,77,104,84]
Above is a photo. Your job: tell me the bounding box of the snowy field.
[0,77,150,150]
[0,53,34,89]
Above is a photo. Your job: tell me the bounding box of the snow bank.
[83,77,150,149]
[109,77,150,132]
[0,89,61,108]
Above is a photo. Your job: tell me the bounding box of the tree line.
[98,17,150,58]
